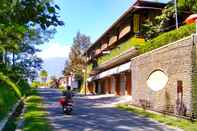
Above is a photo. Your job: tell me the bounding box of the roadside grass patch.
[117,104,197,131]
[23,90,52,131]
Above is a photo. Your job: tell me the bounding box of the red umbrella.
[185,14,197,24]
[185,14,197,34]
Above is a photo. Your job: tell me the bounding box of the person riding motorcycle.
[62,86,73,105]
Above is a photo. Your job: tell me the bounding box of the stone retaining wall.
[131,35,197,115]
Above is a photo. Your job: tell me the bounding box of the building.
[59,74,78,89]
[85,0,167,95]
[85,0,197,117]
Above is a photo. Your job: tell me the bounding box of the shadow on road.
[37,88,180,131]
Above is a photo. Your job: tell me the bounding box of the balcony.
[98,36,144,65]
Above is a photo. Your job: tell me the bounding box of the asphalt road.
[38,88,181,131]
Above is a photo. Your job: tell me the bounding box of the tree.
[141,1,196,39]
[178,0,197,13]
[63,32,91,87]
[40,70,48,83]
[0,0,64,84]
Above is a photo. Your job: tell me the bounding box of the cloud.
[37,43,71,59]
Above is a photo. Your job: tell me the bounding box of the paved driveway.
[38,88,181,131]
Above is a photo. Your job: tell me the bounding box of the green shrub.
[139,24,195,54]
[0,83,18,120]
[0,73,31,120]
[18,79,31,96]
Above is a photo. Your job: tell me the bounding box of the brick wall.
[131,36,195,115]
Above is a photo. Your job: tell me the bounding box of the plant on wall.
[141,19,159,39]
[141,4,175,39]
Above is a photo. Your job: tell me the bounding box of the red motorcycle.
[59,97,73,114]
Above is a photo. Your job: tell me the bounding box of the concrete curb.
[15,105,26,131]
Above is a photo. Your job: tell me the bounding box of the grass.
[117,104,197,131]
[23,90,52,131]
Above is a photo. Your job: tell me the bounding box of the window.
[147,70,168,91]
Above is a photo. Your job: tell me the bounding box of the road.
[38,88,181,131]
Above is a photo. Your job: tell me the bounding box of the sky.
[37,0,169,77]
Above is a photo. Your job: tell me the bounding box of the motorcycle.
[59,98,73,114]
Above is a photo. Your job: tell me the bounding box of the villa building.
[59,74,78,89]
[87,0,166,95]
[86,0,166,95]
[84,0,197,117]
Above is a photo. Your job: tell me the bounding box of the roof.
[86,0,166,53]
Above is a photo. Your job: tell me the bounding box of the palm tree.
[40,70,48,83]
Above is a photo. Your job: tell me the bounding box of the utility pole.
[175,0,179,30]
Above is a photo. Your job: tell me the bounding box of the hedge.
[139,24,196,54]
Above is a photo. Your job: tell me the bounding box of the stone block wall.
[131,36,195,115]
[191,35,197,117]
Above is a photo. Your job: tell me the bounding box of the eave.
[86,0,167,54]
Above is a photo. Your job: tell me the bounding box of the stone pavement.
[38,88,182,131]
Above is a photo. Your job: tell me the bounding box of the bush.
[0,73,31,120]
[18,79,31,96]
[0,83,18,120]
[139,24,195,54]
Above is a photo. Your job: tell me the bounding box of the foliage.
[0,83,18,120]
[98,37,144,65]
[141,4,175,39]
[0,0,63,123]
[0,72,32,121]
[117,104,197,131]
[23,90,52,131]
[17,79,31,96]
[178,0,197,13]
[139,24,195,54]
[0,72,21,97]
[0,0,63,82]
[48,76,59,88]
[31,81,41,88]
[141,19,159,39]
[141,1,196,39]
[39,70,48,83]
[155,4,175,31]
[63,32,91,81]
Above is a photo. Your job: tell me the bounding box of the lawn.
[23,90,52,131]
[117,104,197,131]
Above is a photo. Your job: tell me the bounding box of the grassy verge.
[117,104,197,131]
[23,90,52,131]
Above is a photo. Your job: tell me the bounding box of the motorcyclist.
[62,86,73,105]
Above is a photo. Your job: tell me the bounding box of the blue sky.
[37,0,169,76]
[38,0,133,59]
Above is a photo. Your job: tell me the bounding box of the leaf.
[47,6,55,13]
[55,4,60,10]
